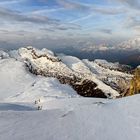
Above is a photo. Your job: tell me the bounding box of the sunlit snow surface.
[0,47,138,140]
[0,96,140,140]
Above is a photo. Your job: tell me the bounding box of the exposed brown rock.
[26,59,107,98]
[73,80,107,98]
[129,68,140,96]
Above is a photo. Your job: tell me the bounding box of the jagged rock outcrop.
[17,47,119,99]
[73,80,107,98]
[120,67,140,97]
[83,59,132,97]
[103,77,131,96]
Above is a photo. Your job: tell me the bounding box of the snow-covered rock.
[0,46,135,99]
[0,50,9,59]
[13,47,119,98]
[94,59,132,72]
[83,59,132,95]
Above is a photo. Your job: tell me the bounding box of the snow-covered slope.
[0,57,78,103]
[1,95,140,140]
[0,46,139,140]
[0,58,35,100]
[6,77,78,103]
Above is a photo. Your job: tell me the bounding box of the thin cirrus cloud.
[0,0,139,49]
[39,23,81,32]
[98,29,112,35]
[56,0,126,15]
[112,0,140,9]
[0,7,59,25]
[0,6,82,32]
[124,16,140,33]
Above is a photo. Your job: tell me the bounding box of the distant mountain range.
[117,38,140,50]
[54,38,140,68]
[81,37,140,51]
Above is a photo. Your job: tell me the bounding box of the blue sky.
[0,0,140,49]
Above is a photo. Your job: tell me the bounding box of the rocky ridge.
[2,46,136,99]
[17,47,120,98]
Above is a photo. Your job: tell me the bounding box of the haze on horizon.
[0,0,140,50]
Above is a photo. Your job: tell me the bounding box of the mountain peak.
[6,46,125,98]
[118,37,140,50]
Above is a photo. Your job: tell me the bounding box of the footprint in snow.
[61,110,74,118]
[92,101,106,106]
